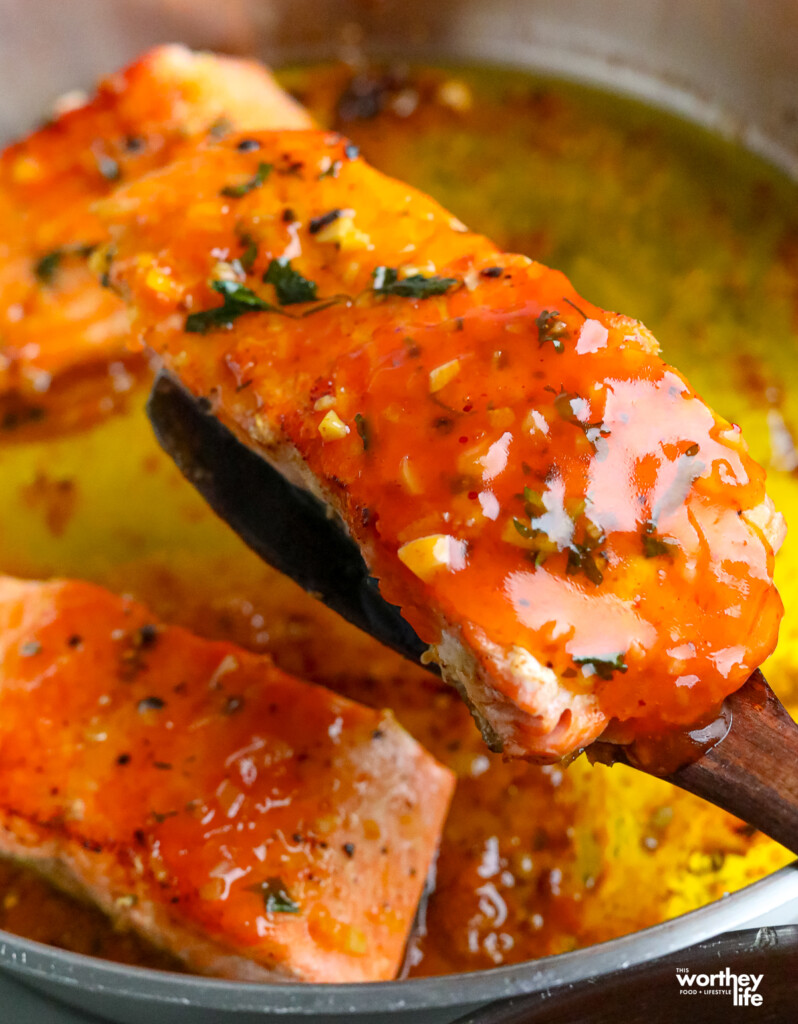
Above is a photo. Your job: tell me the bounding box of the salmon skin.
[98,127,785,762]
[0,575,454,982]
[0,45,310,436]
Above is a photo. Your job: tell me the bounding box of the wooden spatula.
[147,370,798,854]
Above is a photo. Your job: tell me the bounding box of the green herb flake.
[513,517,534,539]
[573,652,627,680]
[20,640,42,657]
[185,280,279,334]
[372,266,458,299]
[354,412,370,451]
[263,258,318,305]
[239,234,259,273]
[220,161,273,198]
[522,486,546,518]
[566,544,604,586]
[34,243,96,285]
[642,530,675,558]
[536,309,569,352]
[248,876,301,914]
[34,250,63,284]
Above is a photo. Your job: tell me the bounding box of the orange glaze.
[0,575,454,982]
[0,45,311,437]
[100,129,785,761]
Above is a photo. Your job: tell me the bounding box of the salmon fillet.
[0,575,454,982]
[0,45,310,435]
[97,127,785,761]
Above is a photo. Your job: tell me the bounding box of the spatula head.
[146,370,433,668]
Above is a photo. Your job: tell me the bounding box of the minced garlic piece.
[313,394,337,412]
[429,358,461,393]
[144,266,182,300]
[318,409,350,441]
[316,214,372,252]
[398,534,467,581]
[400,455,423,494]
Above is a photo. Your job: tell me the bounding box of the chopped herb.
[573,652,627,680]
[248,876,301,914]
[309,208,342,234]
[523,485,546,518]
[354,412,370,450]
[372,266,458,299]
[343,842,356,858]
[152,810,178,823]
[137,696,165,713]
[239,234,258,272]
[185,280,279,334]
[536,309,569,353]
[220,161,272,198]
[263,258,318,305]
[513,517,534,539]
[20,640,42,657]
[642,531,675,558]
[124,135,146,154]
[34,250,62,284]
[34,243,96,285]
[236,138,261,153]
[344,142,360,160]
[319,159,342,179]
[566,543,604,586]
[481,266,503,278]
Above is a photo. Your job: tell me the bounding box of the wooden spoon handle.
[665,671,798,854]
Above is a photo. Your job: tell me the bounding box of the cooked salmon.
[0,45,310,435]
[97,127,785,761]
[0,575,454,981]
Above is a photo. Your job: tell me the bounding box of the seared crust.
[0,575,454,982]
[94,131,783,762]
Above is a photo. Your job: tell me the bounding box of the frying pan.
[0,1,797,1021]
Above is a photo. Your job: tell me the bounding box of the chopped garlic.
[316,213,372,252]
[398,534,467,581]
[318,409,350,441]
[144,266,182,300]
[400,455,423,494]
[313,394,337,412]
[429,358,461,393]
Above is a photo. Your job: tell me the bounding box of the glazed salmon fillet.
[0,575,454,982]
[98,128,785,762]
[0,45,310,434]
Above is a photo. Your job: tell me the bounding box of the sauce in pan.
[0,62,797,976]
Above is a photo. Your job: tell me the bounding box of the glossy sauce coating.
[0,45,310,437]
[0,575,454,981]
[0,61,796,980]
[101,129,784,760]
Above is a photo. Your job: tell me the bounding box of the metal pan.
[0,0,797,1021]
